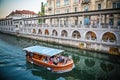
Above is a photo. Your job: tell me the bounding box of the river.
[0,33,120,80]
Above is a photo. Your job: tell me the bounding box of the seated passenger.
[58,56,64,62]
[48,61,53,64]
[53,57,58,65]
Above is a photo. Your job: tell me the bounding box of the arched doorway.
[32,29,36,34]
[38,29,42,34]
[52,29,58,36]
[72,30,81,39]
[44,29,49,35]
[85,31,97,40]
[102,32,116,43]
[61,30,68,37]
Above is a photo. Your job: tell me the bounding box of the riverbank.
[0,31,120,55]
[0,31,120,64]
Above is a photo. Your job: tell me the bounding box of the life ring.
[47,67,52,71]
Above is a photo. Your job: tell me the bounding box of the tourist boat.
[23,45,74,73]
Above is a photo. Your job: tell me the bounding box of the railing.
[0,22,120,30]
[81,0,90,4]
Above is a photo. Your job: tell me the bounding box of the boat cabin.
[23,45,74,73]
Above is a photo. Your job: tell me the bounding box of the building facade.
[45,0,120,14]
[0,0,120,55]
[6,10,38,19]
[45,0,120,27]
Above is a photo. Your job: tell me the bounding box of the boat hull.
[26,55,74,72]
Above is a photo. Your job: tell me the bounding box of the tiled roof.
[8,10,37,16]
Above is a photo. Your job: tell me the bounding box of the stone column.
[42,18,44,27]
[57,18,59,26]
[104,14,107,24]
[99,14,102,28]
[50,18,52,27]
[75,16,78,26]
[82,15,84,27]
[69,17,72,28]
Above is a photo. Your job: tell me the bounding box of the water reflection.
[26,62,81,80]
[100,62,114,72]
[0,33,120,80]
[84,59,95,67]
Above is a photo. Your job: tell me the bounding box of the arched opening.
[38,29,42,34]
[102,32,116,43]
[32,29,36,34]
[86,31,97,40]
[72,30,81,39]
[61,30,68,37]
[52,29,58,36]
[45,29,49,35]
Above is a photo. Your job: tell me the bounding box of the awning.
[23,45,64,57]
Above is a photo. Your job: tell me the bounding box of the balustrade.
[33,22,120,30]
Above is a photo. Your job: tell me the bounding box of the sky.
[0,0,46,18]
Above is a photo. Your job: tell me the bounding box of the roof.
[23,45,64,57]
[7,10,37,17]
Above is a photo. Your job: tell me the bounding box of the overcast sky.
[0,0,46,18]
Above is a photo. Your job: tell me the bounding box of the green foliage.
[38,2,45,23]
[38,2,45,16]
[38,19,45,23]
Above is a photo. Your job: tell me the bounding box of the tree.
[39,2,45,16]
[38,2,45,23]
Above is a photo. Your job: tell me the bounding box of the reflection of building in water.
[28,53,117,80]
[0,0,120,55]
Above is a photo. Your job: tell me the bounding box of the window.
[109,19,114,25]
[98,4,101,10]
[80,21,82,24]
[16,25,18,28]
[55,10,60,14]
[84,17,90,25]
[64,0,69,5]
[65,9,69,13]
[56,0,60,7]
[20,21,22,25]
[75,7,77,12]
[84,6,89,11]
[82,0,90,3]
[74,0,79,3]
[84,0,89,3]
[75,20,78,25]
[113,3,116,8]
[113,2,120,9]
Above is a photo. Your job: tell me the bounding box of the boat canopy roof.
[23,45,64,57]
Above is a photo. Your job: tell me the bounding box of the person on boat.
[53,57,58,65]
[65,57,71,64]
[45,57,52,64]
[49,56,54,62]
[58,56,65,63]
[42,56,47,63]
[48,61,53,64]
